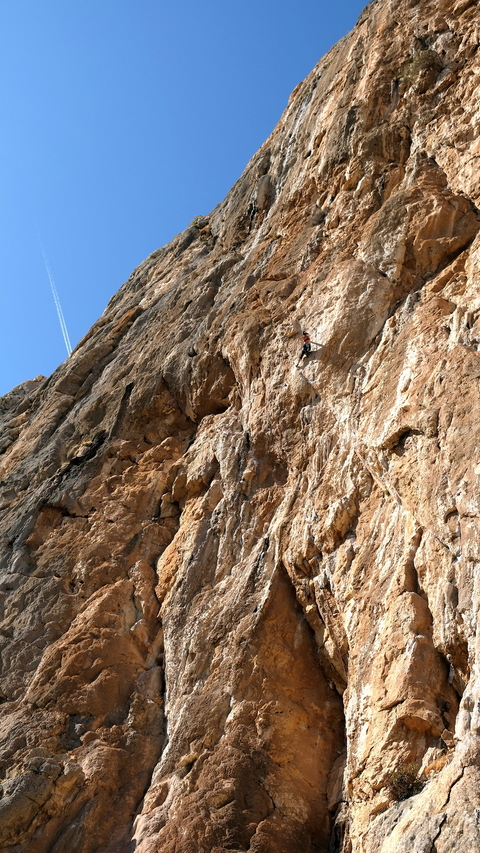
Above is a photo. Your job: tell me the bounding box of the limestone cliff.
[1,0,480,850]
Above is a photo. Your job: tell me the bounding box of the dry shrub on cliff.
[386,763,424,801]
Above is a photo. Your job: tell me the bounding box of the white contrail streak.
[37,232,72,356]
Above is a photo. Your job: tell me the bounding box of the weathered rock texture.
[1,0,480,850]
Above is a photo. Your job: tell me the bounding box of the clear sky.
[0,0,367,396]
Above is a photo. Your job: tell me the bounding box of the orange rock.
[1,0,480,850]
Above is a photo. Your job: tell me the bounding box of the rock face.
[1,0,480,850]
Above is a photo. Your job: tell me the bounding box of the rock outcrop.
[1,0,480,850]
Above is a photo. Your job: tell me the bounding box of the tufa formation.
[1,0,480,850]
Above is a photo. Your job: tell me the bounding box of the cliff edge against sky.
[1,0,480,851]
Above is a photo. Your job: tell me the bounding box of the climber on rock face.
[297,331,312,365]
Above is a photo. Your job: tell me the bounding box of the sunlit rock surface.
[1,0,480,850]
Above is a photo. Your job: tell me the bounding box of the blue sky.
[0,0,367,396]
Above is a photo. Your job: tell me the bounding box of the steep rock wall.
[1,0,480,851]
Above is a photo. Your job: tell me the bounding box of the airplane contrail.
[37,231,72,356]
